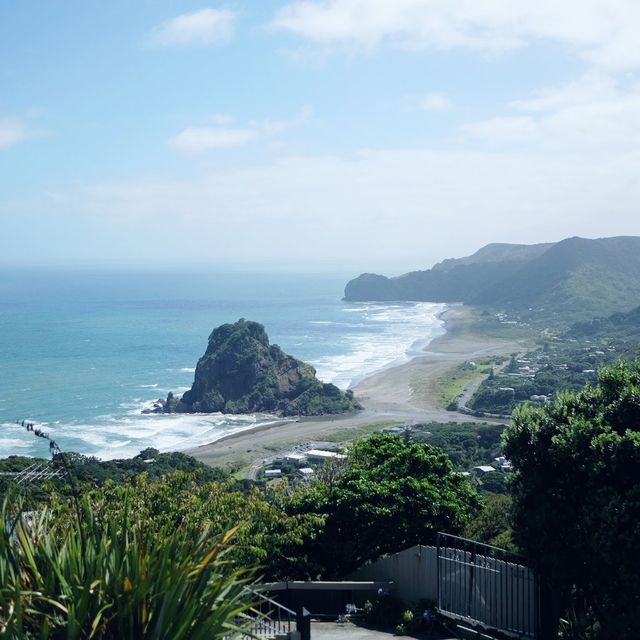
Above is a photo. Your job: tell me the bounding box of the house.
[383,423,417,436]
[306,449,346,463]
[264,469,282,478]
[494,456,513,472]
[473,465,496,476]
[284,453,308,466]
[298,468,314,480]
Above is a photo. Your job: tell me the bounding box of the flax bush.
[0,496,254,639]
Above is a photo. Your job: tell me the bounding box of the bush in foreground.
[0,496,254,639]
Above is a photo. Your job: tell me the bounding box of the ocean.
[0,268,445,460]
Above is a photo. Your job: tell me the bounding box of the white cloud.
[20,144,639,266]
[207,113,235,125]
[147,8,235,47]
[0,114,41,150]
[169,106,314,153]
[462,74,640,150]
[510,75,617,112]
[462,116,535,144]
[420,93,450,111]
[271,0,640,70]
[169,127,256,152]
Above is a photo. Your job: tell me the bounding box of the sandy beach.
[189,305,531,471]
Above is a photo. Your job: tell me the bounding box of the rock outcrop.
[155,319,361,417]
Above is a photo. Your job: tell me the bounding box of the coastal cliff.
[345,236,640,321]
[155,319,361,417]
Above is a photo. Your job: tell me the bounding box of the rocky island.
[150,319,361,417]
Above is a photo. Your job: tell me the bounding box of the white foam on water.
[1,412,287,461]
[0,437,32,449]
[312,301,446,389]
[180,367,196,373]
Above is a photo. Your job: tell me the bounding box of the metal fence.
[437,533,539,638]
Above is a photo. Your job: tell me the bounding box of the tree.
[49,472,320,581]
[463,494,515,551]
[288,433,480,578]
[503,361,640,639]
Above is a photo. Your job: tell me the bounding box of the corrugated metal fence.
[348,535,540,638]
[348,544,438,603]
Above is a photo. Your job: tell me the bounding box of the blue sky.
[2,1,640,273]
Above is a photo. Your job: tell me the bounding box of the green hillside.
[476,236,640,320]
[570,303,640,339]
[344,236,640,323]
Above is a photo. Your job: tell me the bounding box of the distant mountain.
[432,242,553,272]
[344,236,640,322]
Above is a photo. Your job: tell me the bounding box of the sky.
[1,1,640,274]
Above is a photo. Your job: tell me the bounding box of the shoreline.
[189,304,530,470]
[341,301,448,391]
[189,305,450,453]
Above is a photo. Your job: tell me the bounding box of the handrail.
[234,586,298,639]
[244,586,296,616]
[438,532,529,562]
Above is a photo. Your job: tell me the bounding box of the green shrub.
[401,609,414,624]
[0,496,255,639]
[364,593,404,628]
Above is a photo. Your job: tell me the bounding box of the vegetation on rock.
[161,319,360,416]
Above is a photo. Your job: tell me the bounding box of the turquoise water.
[0,268,445,459]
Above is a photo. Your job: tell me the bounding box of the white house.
[473,465,497,476]
[298,467,314,480]
[284,453,308,465]
[306,449,346,463]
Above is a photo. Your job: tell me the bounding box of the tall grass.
[0,496,255,639]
